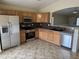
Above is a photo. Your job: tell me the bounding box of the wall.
[68,14,79,26]
[68,15,77,26]
[0,4,37,12]
[39,0,79,13]
[54,14,69,26]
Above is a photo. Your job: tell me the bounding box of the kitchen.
[0,0,79,59]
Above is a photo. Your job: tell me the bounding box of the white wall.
[0,4,37,12]
[39,0,79,13]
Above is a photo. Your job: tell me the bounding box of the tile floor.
[0,39,79,59]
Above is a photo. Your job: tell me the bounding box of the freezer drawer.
[61,33,72,48]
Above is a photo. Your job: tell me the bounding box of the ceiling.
[0,0,58,10]
[53,7,79,16]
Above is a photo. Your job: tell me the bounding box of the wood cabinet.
[47,31,54,43]
[36,13,49,23]
[0,9,49,23]
[53,31,61,46]
[38,29,60,46]
[35,29,39,38]
[32,13,37,22]
[16,11,23,23]
[20,30,26,44]
[0,9,16,15]
[39,29,48,41]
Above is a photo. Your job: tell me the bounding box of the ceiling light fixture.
[73,8,79,14]
[73,11,78,14]
[37,0,41,1]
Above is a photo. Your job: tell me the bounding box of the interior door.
[1,26,11,50]
[9,16,20,47]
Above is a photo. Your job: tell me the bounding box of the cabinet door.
[32,13,36,22]
[16,11,23,23]
[36,13,49,23]
[47,31,54,43]
[44,13,49,22]
[39,30,43,40]
[7,10,16,15]
[35,29,39,38]
[36,13,42,22]
[53,31,60,46]
[39,29,48,41]
[20,30,26,44]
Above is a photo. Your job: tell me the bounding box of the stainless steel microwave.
[24,16,32,23]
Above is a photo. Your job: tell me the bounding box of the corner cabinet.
[36,13,49,23]
[38,29,61,46]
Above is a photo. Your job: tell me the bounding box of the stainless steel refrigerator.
[0,15,20,50]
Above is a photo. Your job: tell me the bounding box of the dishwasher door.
[61,33,72,48]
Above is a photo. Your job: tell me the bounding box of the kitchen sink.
[50,27,65,31]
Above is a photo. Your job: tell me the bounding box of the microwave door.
[1,26,11,50]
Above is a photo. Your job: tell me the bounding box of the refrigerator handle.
[9,22,12,35]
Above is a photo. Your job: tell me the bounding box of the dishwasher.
[61,33,72,49]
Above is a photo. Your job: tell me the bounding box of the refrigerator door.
[0,15,10,50]
[0,15,9,26]
[1,26,11,50]
[9,16,20,47]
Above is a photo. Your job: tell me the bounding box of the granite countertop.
[38,26,73,34]
[20,23,74,34]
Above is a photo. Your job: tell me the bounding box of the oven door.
[26,32,35,39]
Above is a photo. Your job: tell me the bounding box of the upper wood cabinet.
[32,13,37,22]
[0,9,49,23]
[36,13,49,23]
[7,10,16,15]
[0,9,16,15]
[20,12,36,22]
[16,11,23,23]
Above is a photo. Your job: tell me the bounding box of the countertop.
[20,23,74,34]
[38,26,73,34]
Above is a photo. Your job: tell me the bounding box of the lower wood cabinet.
[39,29,48,41]
[47,31,54,43]
[20,30,26,44]
[38,29,60,46]
[53,31,61,46]
[35,29,39,38]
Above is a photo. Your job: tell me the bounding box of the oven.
[25,29,35,40]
